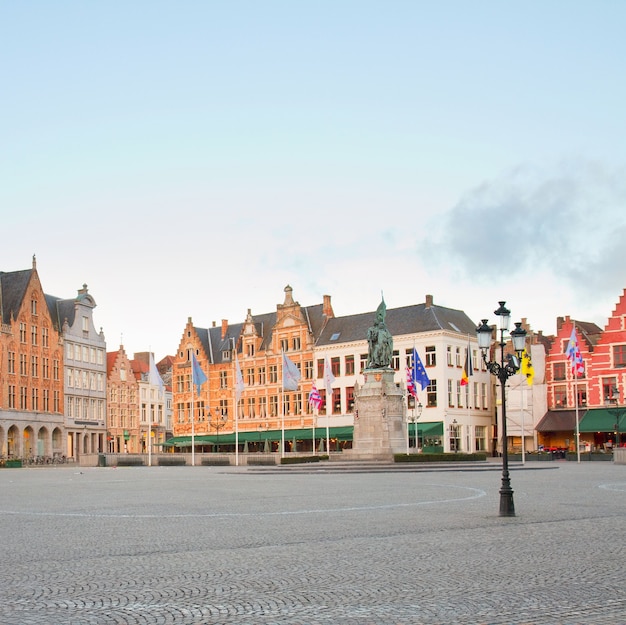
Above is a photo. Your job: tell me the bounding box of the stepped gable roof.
[316,301,478,346]
[193,303,328,364]
[0,268,33,324]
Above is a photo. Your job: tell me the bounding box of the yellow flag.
[521,349,534,386]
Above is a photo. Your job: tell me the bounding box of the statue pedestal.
[344,368,406,461]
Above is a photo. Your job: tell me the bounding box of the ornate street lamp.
[406,401,423,454]
[477,301,527,517]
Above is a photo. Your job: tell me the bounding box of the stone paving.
[0,460,624,625]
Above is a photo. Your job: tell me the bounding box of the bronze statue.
[366,297,393,368]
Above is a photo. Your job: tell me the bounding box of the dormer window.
[222,350,231,361]
[31,299,37,315]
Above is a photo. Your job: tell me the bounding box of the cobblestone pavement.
[0,461,624,625]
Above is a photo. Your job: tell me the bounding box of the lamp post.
[406,400,423,454]
[210,413,227,452]
[477,301,527,517]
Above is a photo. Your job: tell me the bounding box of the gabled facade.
[106,346,139,453]
[171,286,331,450]
[538,289,626,451]
[0,257,65,458]
[50,284,107,458]
[131,352,169,452]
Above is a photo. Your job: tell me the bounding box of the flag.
[521,348,534,386]
[565,328,584,377]
[323,356,335,398]
[406,364,417,397]
[191,352,207,394]
[282,352,301,391]
[308,382,323,410]
[461,347,473,386]
[234,350,244,403]
[411,347,430,390]
[148,352,164,395]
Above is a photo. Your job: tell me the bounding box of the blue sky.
[3,1,626,359]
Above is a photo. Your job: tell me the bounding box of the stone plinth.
[344,368,406,461]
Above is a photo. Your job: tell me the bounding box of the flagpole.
[574,322,581,464]
[312,403,316,455]
[281,352,285,460]
[233,338,239,467]
[147,351,152,468]
[191,360,195,468]
[466,335,471,454]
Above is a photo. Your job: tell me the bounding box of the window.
[575,384,587,407]
[456,380,462,407]
[42,357,49,379]
[292,337,301,351]
[219,370,228,389]
[31,299,37,315]
[20,386,27,409]
[31,356,38,378]
[280,338,289,352]
[360,353,368,371]
[602,377,618,404]
[222,349,231,361]
[391,350,400,370]
[269,395,278,417]
[246,368,255,386]
[247,397,255,418]
[258,366,266,385]
[455,347,461,367]
[448,380,454,407]
[331,357,340,377]
[31,325,37,345]
[447,346,453,366]
[20,354,27,375]
[475,425,487,451]
[247,343,255,357]
[304,360,313,379]
[317,359,324,378]
[425,346,436,367]
[554,385,567,407]
[7,351,15,374]
[553,362,566,381]
[258,396,267,418]
[345,355,355,376]
[53,359,59,380]
[20,323,27,343]
[43,389,49,412]
[427,380,437,407]
[8,385,15,409]
[294,394,302,414]
[82,315,89,332]
[481,383,488,409]
[613,345,626,368]
[269,365,278,384]
[42,327,48,347]
[332,388,341,414]
[346,386,355,412]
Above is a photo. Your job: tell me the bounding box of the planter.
[5,459,22,468]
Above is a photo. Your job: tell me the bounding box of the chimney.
[221,319,228,339]
[323,294,334,318]
[425,294,433,308]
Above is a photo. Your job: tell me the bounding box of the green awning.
[163,426,354,447]
[408,422,444,436]
[579,408,626,433]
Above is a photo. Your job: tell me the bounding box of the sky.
[2,1,626,360]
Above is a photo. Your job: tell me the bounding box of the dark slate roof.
[316,303,478,347]
[194,303,329,365]
[0,269,33,324]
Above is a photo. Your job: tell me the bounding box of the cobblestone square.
[0,461,624,625]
